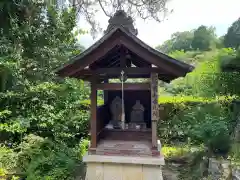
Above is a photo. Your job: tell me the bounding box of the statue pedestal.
[83,154,165,180]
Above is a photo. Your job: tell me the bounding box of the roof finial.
[117,0,121,10]
[104,10,138,36]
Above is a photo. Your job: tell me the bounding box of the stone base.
[83,154,165,180]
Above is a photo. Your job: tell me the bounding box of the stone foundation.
[208,158,240,180]
[83,154,165,180]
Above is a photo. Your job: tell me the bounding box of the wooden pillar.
[151,73,159,148]
[103,79,108,104]
[90,78,97,149]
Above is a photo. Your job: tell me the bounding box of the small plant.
[162,144,203,160]
[77,139,90,159]
[229,143,240,165]
[0,168,7,177]
[162,145,190,159]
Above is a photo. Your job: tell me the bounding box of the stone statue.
[130,100,145,124]
[109,96,122,128]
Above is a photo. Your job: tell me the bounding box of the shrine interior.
[96,90,152,142]
[104,90,151,128]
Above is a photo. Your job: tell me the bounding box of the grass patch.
[79,99,104,106]
[162,146,190,159]
[229,143,240,166]
[162,144,204,162]
[158,95,236,104]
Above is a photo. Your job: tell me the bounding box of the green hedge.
[158,95,237,104]
[158,95,236,154]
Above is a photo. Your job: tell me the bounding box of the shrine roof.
[56,24,194,82]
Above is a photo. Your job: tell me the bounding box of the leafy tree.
[0,2,91,178]
[215,36,225,49]
[224,18,240,49]
[0,0,81,86]
[191,25,217,51]
[157,31,193,53]
[157,25,218,53]
[0,0,90,142]
[171,31,194,52]
[156,39,173,53]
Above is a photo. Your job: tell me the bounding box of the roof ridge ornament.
[104,10,138,36]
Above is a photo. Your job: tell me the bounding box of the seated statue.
[107,96,122,129]
[130,100,146,129]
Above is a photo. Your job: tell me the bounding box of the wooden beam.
[75,72,174,83]
[107,60,120,68]
[90,45,121,69]
[96,67,161,75]
[103,79,108,103]
[96,83,150,90]
[71,67,163,78]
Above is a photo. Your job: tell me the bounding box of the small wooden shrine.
[57,10,193,180]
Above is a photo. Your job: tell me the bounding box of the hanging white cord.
[121,70,125,129]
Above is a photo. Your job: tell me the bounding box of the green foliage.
[156,31,193,53]
[163,48,240,97]
[156,25,219,54]
[229,143,240,165]
[163,50,238,152]
[162,145,197,160]
[224,18,240,49]
[0,64,14,92]
[159,95,236,104]
[191,48,240,97]
[0,145,17,171]
[17,134,79,180]
[158,96,233,156]
[190,113,231,155]
[0,0,88,144]
[168,49,219,65]
[191,26,217,51]
[77,139,90,159]
[159,48,238,154]
[0,2,89,179]
[0,79,90,145]
[1,134,87,180]
[158,28,240,163]
[0,0,81,87]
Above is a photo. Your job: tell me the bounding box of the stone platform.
[83,154,165,180]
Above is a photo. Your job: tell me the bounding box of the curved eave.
[56,26,194,81]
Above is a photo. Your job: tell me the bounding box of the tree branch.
[98,0,111,17]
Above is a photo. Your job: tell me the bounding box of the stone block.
[233,168,240,180]
[208,158,231,180]
[83,154,164,180]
